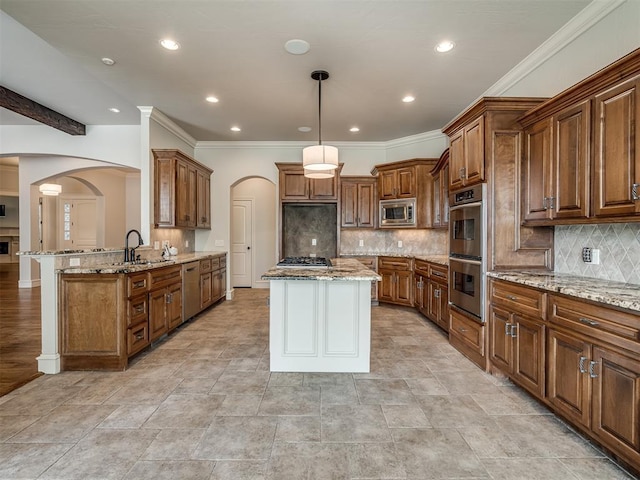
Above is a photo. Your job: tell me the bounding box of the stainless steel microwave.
[379,198,416,227]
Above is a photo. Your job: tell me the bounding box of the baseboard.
[19,279,41,288]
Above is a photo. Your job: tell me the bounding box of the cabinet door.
[432,171,441,227]
[395,270,413,306]
[309,175,338,200]
[378,270,395,303]
[437,283,449,331]
[488,305,513,374]
[200,272,212,309]
[281,170,308,199]
[341,182,358,227]
[463,116,484,185]
[379,170,398,199]
[212,269,222,301]
[522,118,553,222]
[449,129,465,190]
[591,346,640,457]
[220,268,227,300]
[167,282,182,330]
[441,162,450,226]
[512,314,545,399]
[176,160,197,228]
[154,157,176,227]
[357,182,376,228]
[149,288,168,342]
[427,279,440,323]
[196,169,211,228]
[414,275,425,310]
[594,77,640,217]
[397,167,415,198]
[547,329,591,428]
[553,101,590,220]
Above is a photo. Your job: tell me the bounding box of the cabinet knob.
[579,355,587,373]
[506,295,517,301]
[135,332,144,341]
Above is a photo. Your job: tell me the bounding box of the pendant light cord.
[317,75,322,146]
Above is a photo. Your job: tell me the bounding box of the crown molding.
[137,106,197,148]
[483,0,626,97]
[384,130,446,149]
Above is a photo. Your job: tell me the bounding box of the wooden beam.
[0,85,86,135]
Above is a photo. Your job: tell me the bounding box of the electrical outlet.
[312,238,317,246]
[359,239,364,247]
[154,241,160,250]
[69,258,80,267]
[185,240,189,248]
[309,253,317,257]
[582,247,600,264]
[398,240,403,248]
[582,247,592,263]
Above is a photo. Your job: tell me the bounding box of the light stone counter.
[262,257,381,282]
[487,270,640,313]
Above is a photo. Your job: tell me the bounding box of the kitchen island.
[262,257,381,372]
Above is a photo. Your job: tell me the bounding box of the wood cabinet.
[148,265,182,342]
[378,256,413,307]
[340,176,376,228]
[430,149,450,229]
[414,259,449,332]
[449,308,485,369]
[519,48,640,225]
[349,256,378,303]
[153,149,213,229]
[370,158,437,229]
[200,254,227,310]
[488,279,546,399]
[277,163,343,201]
[448,115,484,190]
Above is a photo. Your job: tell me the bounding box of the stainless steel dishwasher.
[182,261,200,321]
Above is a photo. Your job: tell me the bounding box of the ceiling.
[0,0,591,143]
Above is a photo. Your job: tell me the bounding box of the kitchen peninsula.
[262,257,380,372]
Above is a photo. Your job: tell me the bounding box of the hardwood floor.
[0,263,42,396]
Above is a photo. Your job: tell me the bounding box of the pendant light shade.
[39,183,62,196]
[303,70,338,176]
[303,167,335,179]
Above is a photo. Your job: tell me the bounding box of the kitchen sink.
[110,258,171,266]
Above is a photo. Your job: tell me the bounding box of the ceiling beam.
[0,85,86,135]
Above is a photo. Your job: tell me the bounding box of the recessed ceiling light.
[230,126,241,132]
[284,39,310,55]
[298,126,312,132]
[402,95,415,103]
[108,107,120,113]
[350,127,360,133]
[206,96,219,103]
[101,57,115,66]
[160,39,180,50]
[435,40,455,53]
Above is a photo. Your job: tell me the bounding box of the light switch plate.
[359,239,364,247]
[69,258,80,267]
[312,238,317,246]
[214,240,224,247]
[398,240,403,248]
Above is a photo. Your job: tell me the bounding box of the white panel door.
[232,199,252,287]
[58,197,97,250]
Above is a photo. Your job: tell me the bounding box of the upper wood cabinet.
[430,149,450,229]
[370,158,437,229]
[153,149,213,229]
[277,163,343,202]
[447,115,484,190]
[340,176,376,228]
[519,48,640,225]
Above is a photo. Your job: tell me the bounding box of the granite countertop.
[262,258,381,281]
[487,271,640,314]
[58,251,227,275]
[341,253,449,266]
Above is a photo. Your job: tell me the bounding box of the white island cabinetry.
[262,258,380,373]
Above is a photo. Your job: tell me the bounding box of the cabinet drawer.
[354,256,376,270]
[414,259,429,277]
[149,265,182,290]
[490,280,545,319]
[549,294,640,353]
[218,255,227,268]
[428,263,448,283]
[127,296,148,327]
[127,272,149,297]
[378,256,412,271]
[127,322,149,356]
[210,257,221,271]
[199,258,212,273]
[449,309,485,368]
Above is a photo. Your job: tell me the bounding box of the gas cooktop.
[276,256,332,268]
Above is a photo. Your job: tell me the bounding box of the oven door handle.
[449,201,483,211]
[448,256,482,266]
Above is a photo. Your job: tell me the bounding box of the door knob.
[247,246,251,250]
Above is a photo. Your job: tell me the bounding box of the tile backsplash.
[340,228,448,256]
[554,223,640,284]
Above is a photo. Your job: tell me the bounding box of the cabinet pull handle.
[542,197,547,210]
[434,289,440,298]
[133,280,146,288]
[548,196,555,209]
[589,360,599,378]
[166,293,172,304]
[632,183,640,201]
[505,322,512,336]
[458,327,466,333]
[579,355,587,373]
[459,167,466,179]
[510,325,517,338]
[135,332,144,341]
[578,317,599,327]
[134,305,144,313]
[506,295,517,301]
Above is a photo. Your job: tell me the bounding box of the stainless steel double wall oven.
[449,184,485,321]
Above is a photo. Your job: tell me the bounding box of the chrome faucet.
[124,229,144,262]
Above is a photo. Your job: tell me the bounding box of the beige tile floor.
[0,288,637,480]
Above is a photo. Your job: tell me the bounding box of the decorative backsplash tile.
[554,223,640,285]
[340,229,448,256]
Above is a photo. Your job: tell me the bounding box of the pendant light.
[303,70,338,176]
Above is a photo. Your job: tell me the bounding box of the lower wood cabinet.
[378,256,413,306]
[200,254,227,310]
[414,259,449,332]
[449,308,486,369]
